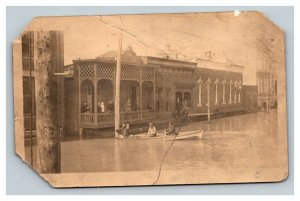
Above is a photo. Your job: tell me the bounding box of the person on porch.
[125,99,132,111]
[147,123,157,137]
[81,101,89,113]
[97,101,102,113]
[97,101,105,113]
[107,100,114,112]
[100,102,105,113]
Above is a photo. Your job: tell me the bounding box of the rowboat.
[117,130,204,140]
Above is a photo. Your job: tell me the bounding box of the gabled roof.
[95,46,144,65]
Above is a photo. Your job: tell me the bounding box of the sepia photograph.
[12,11,288,187]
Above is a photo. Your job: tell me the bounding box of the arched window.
[234,81,238,103]
[184,92,191,108]
[229,80,233,104]
[206,78,211,106]
[80,79,94,113]
[214,79,219,105]
[197,78,202,106]
[142,81,154,110]
[97,79,114,113]
[222,79,226,104]
[238,81,242,103]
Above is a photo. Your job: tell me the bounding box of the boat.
[117,130,204,141]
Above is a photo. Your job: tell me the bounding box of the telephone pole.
[115,33,122,137]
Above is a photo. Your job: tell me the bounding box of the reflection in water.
[25,110,283,175]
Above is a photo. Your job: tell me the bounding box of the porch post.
[140,68,143,120]
[94,64,97,125]
[153,69,156,114]
[78,66,82,138]
[114,34,122,137]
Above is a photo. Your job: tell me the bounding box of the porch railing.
[97,113,114,123]
[80,113,94,125]
[80,110,155,126]
[142,110,155,120]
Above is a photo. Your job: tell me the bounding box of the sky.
[25,11,284,85]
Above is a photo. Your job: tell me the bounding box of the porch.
[76,60,157,129]
[80,110,157,128]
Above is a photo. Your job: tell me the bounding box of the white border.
[2,0,298,200]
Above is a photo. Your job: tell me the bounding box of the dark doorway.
[175,91,183,114]
[184,92,191,107]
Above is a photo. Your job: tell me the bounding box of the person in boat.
[165,121,177,135]
[116,122,130,138]
[125,123,131,136]
[147,123,157,137]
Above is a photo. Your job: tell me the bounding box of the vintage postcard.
[13,11,288,187]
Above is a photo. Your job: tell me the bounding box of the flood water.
[25,109,286,181]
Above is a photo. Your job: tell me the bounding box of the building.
[21,31,65,138]
[257,71,277,109]
[64,46,258,136]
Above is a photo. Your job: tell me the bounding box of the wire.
[97,15,196,61]
[98,15,169,57]
[152,117,187,185]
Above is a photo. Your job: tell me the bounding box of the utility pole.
[34,31,63,173]
[115,33,122,137]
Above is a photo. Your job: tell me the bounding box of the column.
[140,68,143,120]
[198,83,202,106]
[222,82,225,104]
[238,85,241,103]
[215,83,218,105]
[94,64,97,124]
[234,84,237,103]
[229,81,232,104]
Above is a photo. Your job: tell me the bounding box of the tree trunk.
[34,31,64,173]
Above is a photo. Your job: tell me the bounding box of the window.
[238,82,242,103]
[229,80,233,104]
[197,78,202,106]
[214,79,219,105]
[165,89,170,112]
[234,81,237,103]
[22,32,34,71]
[222,80,226,104]
[206,78,211,106]
[23,76,36,115]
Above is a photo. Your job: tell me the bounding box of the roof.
[196,59,244,73]
[141,56,197,69]
[95,46,144,65]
